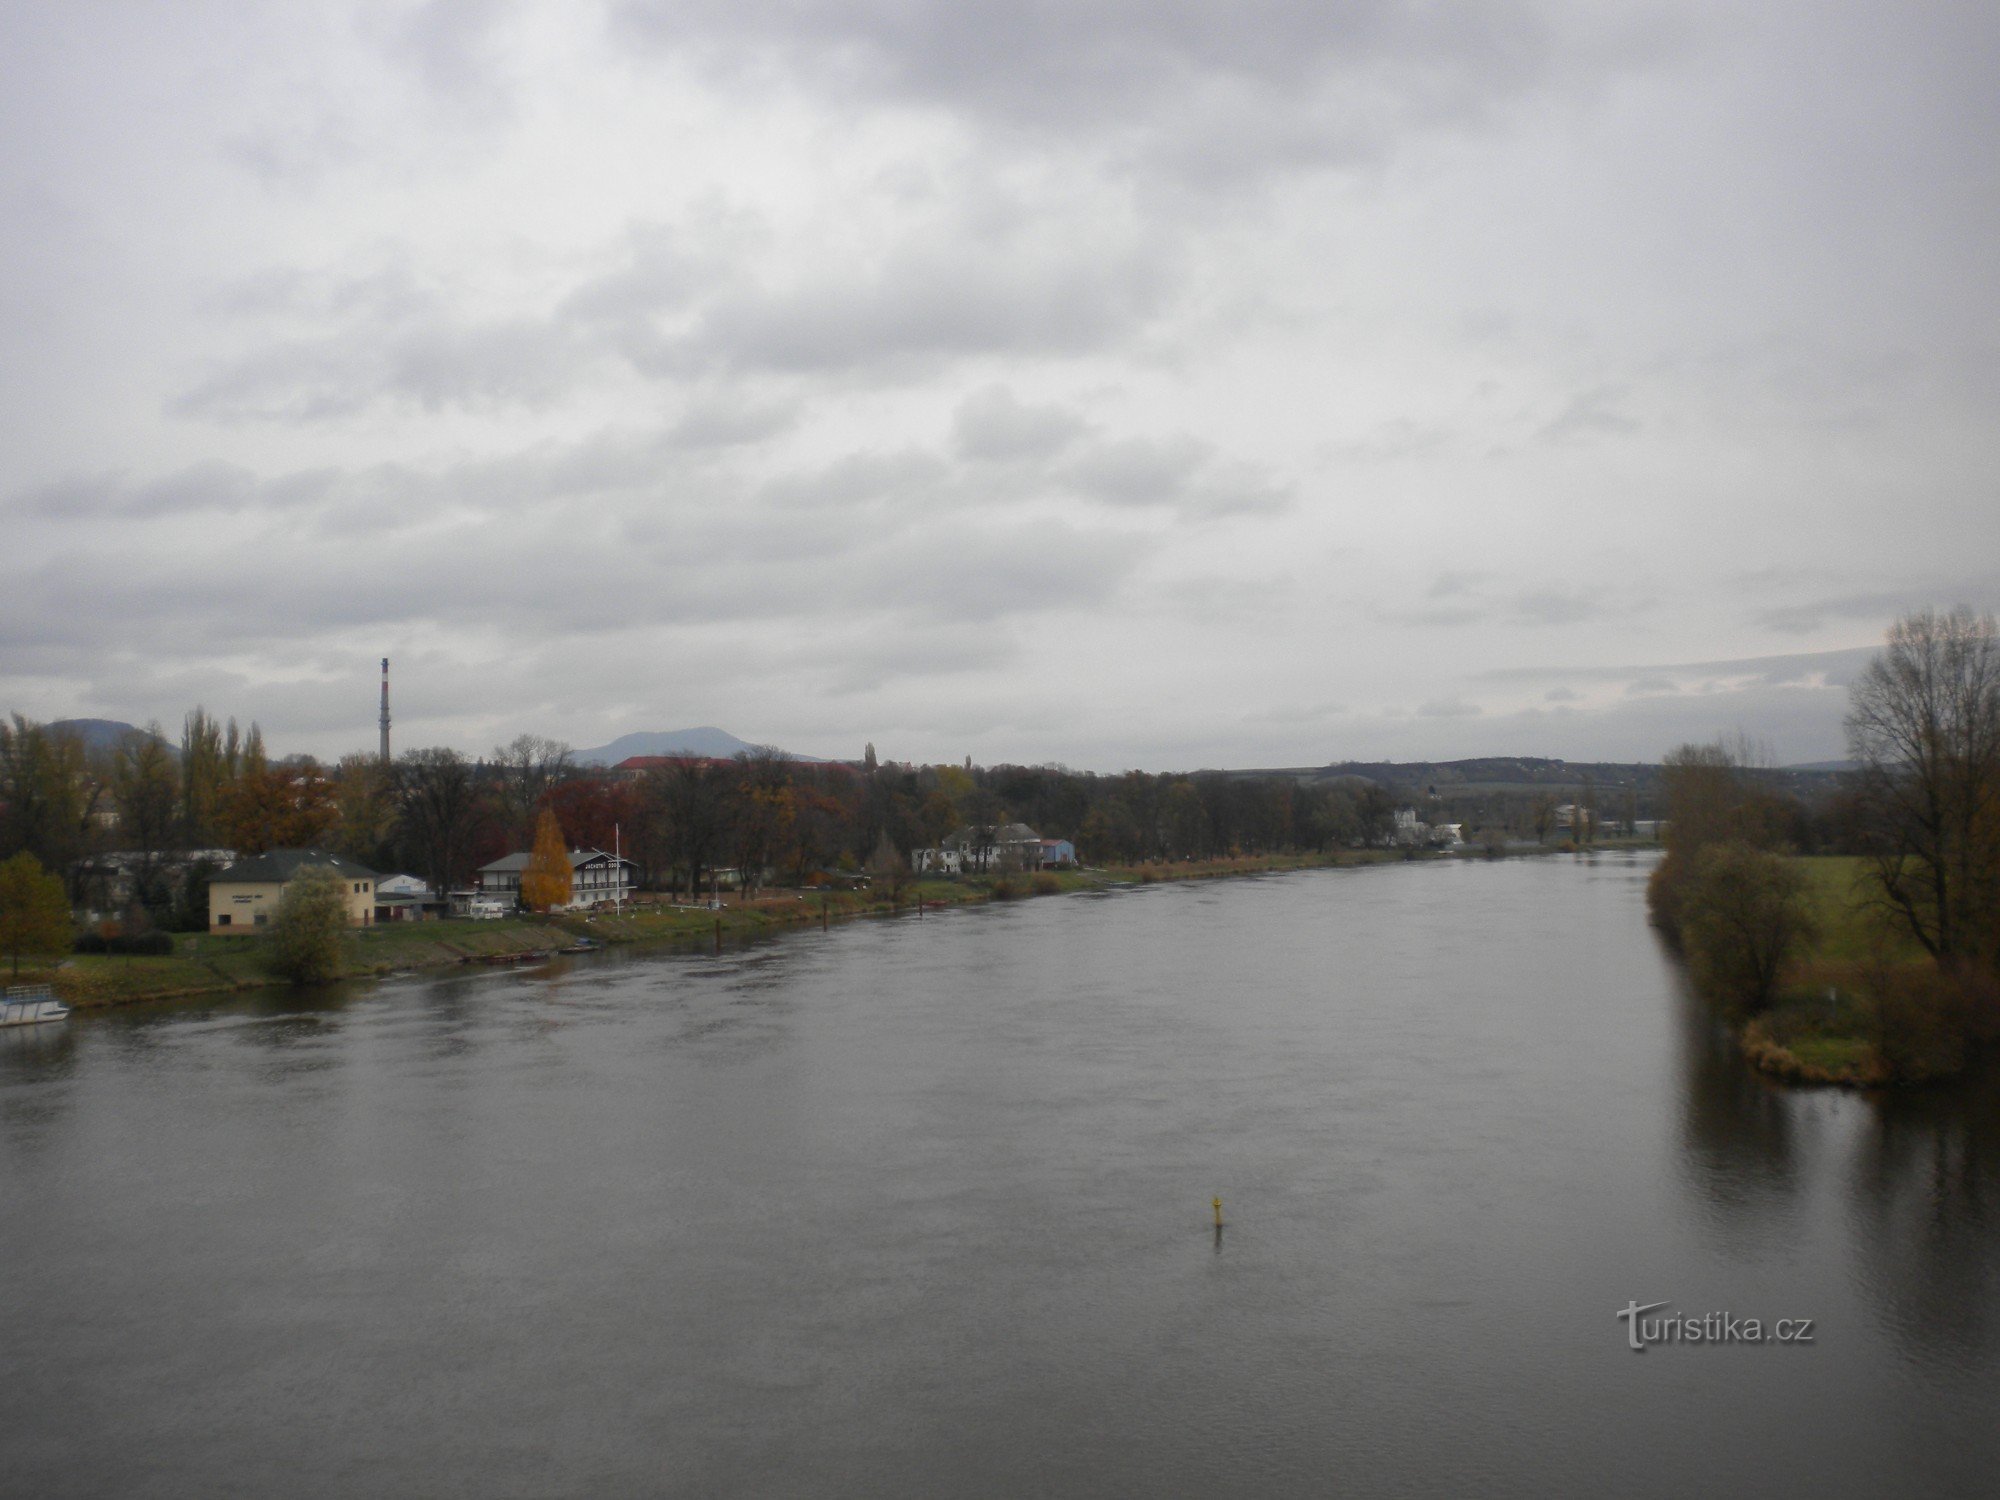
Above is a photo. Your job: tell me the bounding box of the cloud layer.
[2,0,1996,767]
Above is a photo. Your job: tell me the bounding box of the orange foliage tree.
[520,808,572,912]
[216,762,336,854]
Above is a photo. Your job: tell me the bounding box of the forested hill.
[1247,757,1847,801]
[46,719,170,755]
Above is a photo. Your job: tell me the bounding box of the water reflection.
[1848,1067,2000,1368]
[1668,918,2000,1369]
[1673,960,1799,1217]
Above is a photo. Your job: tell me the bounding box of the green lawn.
[1792,856,1929,966]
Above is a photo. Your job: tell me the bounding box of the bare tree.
[730,747,790,899]
[393,748,480,906]
[645,757,730,900]
[1846,607,2000,967]
[492,734,574,841]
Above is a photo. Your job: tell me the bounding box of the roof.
[216,848,380,884]
[943,822,1041,848]
[613,755,736,774]
[480,848,636,873]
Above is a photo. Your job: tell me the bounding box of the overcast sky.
[3,1,1995,769]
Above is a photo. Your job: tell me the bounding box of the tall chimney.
[379,658,391,764]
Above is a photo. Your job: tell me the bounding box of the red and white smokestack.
[379,657,391,764]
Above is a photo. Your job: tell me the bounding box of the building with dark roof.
[209,848,380,934]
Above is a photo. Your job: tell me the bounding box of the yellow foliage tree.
[520,808,572,912]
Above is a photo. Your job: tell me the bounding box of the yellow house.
[209,848,379,934]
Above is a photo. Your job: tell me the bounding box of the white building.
[476,849,637,911]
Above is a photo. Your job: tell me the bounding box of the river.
[4,853,1997,1497]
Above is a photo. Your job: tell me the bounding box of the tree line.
[0,716,1474,931]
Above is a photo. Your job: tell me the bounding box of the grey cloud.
[1512,589,1614,627]
[15,462,288,521]
[1063,436,1290,519]
[669,232,1170,378]
[670,391,802,449]
[608,1,1647,185]
[1428,570,1487,599]
[1152,574,1293,623]
[173,315,592,421]
[1476,646,1882,694]
[558,217,751,330]
[1417,697,1482,718]
[862,520,1146,623]
[758,450,952,512]
[953,385,1091,462]
[1245,700,1348,725]
[1383,582,1626,630]
[393,0,518,103]
[1753,589,1991,635]
[1536,384,1639,444]
[1066,434,1211,507]
[811,626,1020,696]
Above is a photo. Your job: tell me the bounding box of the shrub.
[990,876,1024,900]
[266,866,350,985]
[72,930,108,954]
[1679,842,1816,1015]
[108,931,174,955]
[1030,872,1061,896]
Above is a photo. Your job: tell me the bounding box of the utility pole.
[378,658,391,765]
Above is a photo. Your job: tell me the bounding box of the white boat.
[1,985,70,1027]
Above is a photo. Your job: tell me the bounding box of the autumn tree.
[543,771,638,855]
[217,760,337,854]
[266,865,349,984]
[180,707,230,846]
[1846,607,2000,970]
[330,753,398,869]
[521,809,573,911]
[0,851,72,979]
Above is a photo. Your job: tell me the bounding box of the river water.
[4,853,1997,1497]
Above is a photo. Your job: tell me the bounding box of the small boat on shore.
[2,985,70,1027]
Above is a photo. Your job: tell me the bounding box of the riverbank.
[37,846,1435,1008]
[1717,856,1994,1088]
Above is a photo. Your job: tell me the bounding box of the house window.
[217,914,231,927]
[253,913,269,927]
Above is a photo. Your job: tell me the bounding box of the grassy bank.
[1728,856,1995,1087]
[37,845,1439,1009]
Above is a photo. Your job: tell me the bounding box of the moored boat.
[1,985,70,1027]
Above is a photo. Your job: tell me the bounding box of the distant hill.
[47,718,171,755]
[1236,756,1848,800]
[572,727,822,766]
